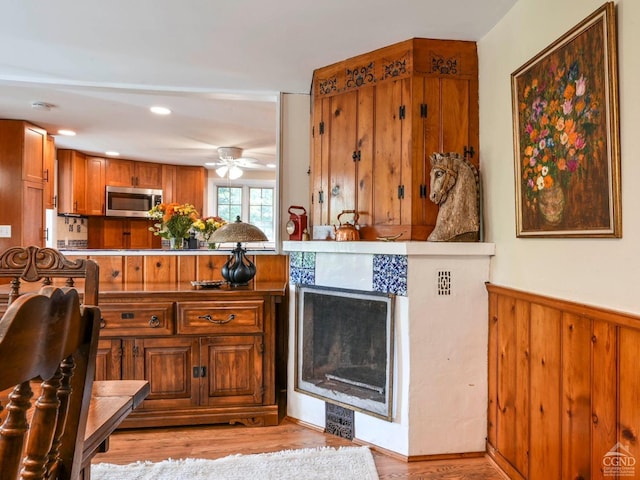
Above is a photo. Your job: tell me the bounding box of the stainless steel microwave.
[105,186,162,217]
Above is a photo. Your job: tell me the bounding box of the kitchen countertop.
[59,248,278,256]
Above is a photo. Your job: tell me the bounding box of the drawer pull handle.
[198,313,235,325]
[149,315,161,328]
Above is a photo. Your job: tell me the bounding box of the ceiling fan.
[210,147,260,179]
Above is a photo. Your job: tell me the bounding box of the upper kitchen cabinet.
[162,165,205,216]
[85,156,106,215]
[310,38,478,240]
[106,158,162,189]
[58,149,88,215]
[58,150,106,216]
[0,119,47,249]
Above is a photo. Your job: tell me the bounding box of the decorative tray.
[191,280,226,289]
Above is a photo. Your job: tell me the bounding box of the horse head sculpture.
[428,152,480,242]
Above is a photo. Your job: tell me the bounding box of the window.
[213,183,275,243]
[216,187,243,223]
[249,187,274,240]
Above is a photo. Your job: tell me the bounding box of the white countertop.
[283,240,495,256]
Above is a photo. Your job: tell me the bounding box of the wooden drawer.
[176,300,264,334]
[99,302,174,336]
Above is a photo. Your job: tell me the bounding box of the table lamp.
[208,216,268,286]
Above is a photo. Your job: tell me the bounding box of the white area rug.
[92,445,379,480]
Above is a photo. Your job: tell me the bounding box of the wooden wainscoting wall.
[486,283,640,480]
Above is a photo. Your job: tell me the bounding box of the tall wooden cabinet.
[310,38,479,240]
[0,120,47,250]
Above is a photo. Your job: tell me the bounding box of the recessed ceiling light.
[58,129,76,136]
[266,163,276,168]
[105,151,120,156]
[150,106,171,115]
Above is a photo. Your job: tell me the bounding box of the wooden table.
[81,380,150,479]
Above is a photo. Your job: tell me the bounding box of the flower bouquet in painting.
[511,3,621,237]
[148,203,199,249]
[192,216,227,249]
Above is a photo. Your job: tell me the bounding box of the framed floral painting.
[511,2,621,237]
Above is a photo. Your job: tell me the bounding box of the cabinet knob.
[197,313,235,325]
[99,318,106,329]
[149,315,160,328]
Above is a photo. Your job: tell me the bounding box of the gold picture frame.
[511,2,621,237]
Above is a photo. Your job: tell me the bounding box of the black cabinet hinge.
[352,150,361,162]
[464,145,475,158]
[420,103,428,118]
[399,105,406,120]
[318,190,324,204]
[397,185,405,199]
[193,366,206,378]
[319,121,325,135]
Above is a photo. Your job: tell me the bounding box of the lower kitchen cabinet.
[88,217,161,249]
[95,287,283,428]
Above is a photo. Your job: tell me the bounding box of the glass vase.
[169,237,184,250]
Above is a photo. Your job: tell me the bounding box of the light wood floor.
[93,418,508,479]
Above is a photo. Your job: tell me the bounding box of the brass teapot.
[334,210,360,241]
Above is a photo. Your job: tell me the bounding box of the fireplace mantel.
[283,240,495,458]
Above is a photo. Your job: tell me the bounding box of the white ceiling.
[0,0,517,169]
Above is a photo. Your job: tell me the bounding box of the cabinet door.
[44,135,56,209]
[135,162,162,189]
[200,335,264,406]
[373,79,410,226]
[95,338,123,381]
[161,164,177,203]
[327,91,357,226]
[101,218,127,249]
[175,166,205,215]
[310,96,330,226]
[85,156,105,215]
[133,337,200,409]
[23,125,45,183]
[128,219,160,249]
[105,158,135,187]
[57,150,87,215]
[23,182,44,246]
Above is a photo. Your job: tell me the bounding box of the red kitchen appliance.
[286,205,307,241]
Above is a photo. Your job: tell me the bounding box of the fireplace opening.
[295,284,394,420]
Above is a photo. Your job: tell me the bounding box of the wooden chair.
[0,286,101,480]
[0,246,99,307]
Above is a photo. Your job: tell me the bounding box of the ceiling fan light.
[228,165,243,180]
[216,166,229,178]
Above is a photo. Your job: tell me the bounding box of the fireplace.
[295,284,394,420]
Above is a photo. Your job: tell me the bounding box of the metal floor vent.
[325,403,354,440]
[437,270,452,296]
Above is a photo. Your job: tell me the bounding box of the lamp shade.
[208,217,268,287]
[208,216,267,243]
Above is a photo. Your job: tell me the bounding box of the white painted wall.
[279,93,311,247]
[479,0,640,314]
